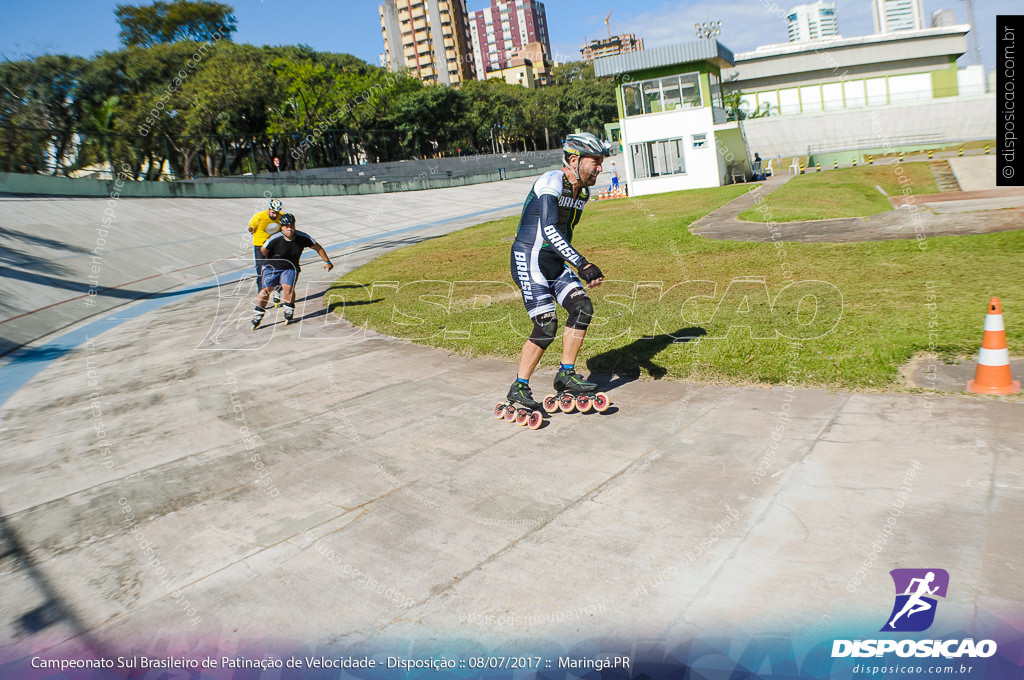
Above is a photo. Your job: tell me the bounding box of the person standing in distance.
[248,198,284,305]
[505,132,610,411]
[250,213,333,329]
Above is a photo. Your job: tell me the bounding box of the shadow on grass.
[327,298,384,313]
[586,327,707,390]
[323,284,385,313]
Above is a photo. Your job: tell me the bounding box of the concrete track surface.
[0,178,1021,669]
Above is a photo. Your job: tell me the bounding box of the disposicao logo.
[882,568,948,632]
[832,569,997,659]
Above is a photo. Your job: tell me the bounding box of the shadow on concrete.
[0,511,108,652]
[0,269,220,301]
[0,344,76,365]
[0,247,76,278]
[0,226,92,256]
[586,327,707,391]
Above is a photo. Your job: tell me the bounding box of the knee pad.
[529,311,558,349]
[564,290,594,330]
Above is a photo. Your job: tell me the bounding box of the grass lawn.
[737,163,939,222]
[328,184,1023,389]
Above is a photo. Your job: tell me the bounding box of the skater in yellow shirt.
[248,198,283,304]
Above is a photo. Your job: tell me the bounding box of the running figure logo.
[881,569,949,632]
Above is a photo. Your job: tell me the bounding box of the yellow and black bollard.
[985,144,991,155]
[852,157,857,167]
[868,155,874,165]
[816,162,821,172]
[958,146,964,157]
[898,152,904,163]
[833,159,838,169]
[927,149,933,160]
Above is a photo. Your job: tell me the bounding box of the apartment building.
[468,1,551,80]
[380,0,476,85]
[872,0,926,33]
[786,1,840,42]
[580,34,644,63]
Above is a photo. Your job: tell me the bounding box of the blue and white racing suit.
[510,170,593,319]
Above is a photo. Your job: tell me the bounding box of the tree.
[387,85,468,158]
[112,42,205,177]
[558,62,617,137]
[333,68,421,163]
[462,78,541,152]
[521,88,559,150]
[3,39,591,177]
[722,92,770,120]
[115,0,236,47]
[550,61,590,86]
[182,43,276,175]
[0,55,87,174]
[76,95,120,173]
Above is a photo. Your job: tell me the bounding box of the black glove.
[579,262,603,283]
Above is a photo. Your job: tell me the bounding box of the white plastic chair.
[788,157,801,175]
[764,159,774,177]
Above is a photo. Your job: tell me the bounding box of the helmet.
[279,213,295,227]
[562,132,611,158]
[269,198,283,211]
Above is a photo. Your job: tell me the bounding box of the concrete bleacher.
[0,150,565,199]
[196,150,565,186]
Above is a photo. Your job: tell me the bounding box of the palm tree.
[76,95,120,176]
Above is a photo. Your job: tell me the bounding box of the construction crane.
[605,9,614,39]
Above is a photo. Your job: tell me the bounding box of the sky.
[0,0,1016,72]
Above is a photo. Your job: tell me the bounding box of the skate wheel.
[575,394,592,412]
[493,403,508,419]
[543,395,559,413]
[503,404,517,422]
[527,411,543,430]
[558,394,575,413]
[592,392,610,412]
[515,408,531,426]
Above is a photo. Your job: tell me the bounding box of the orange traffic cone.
[967,298,1020,394]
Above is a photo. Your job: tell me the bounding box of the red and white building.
[469,1,552,82]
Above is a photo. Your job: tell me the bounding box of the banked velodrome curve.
[0,178,1019,669]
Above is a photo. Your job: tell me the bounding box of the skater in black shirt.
[250,213,333,328]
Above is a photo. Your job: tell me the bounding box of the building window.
[888,73,932,103]
[709,72,722,109]
[800,85,822,113]
[631,138,686,179]
[622,82,642,115]
[642,79,663,113]
[822,82,844,110]
[622,72,702,116]
[692,133,707,148]
[778,87,800,115]
[662,77,683,110]
[866,77,888,106]
[757,90,778,115]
